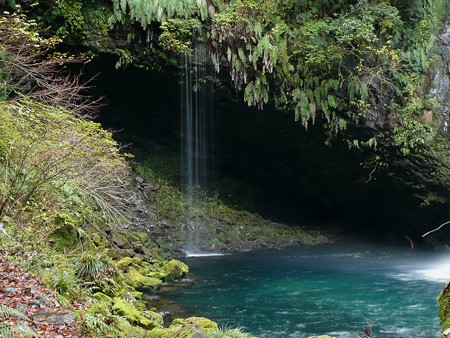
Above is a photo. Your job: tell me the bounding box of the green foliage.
[0,325,36,338]
[159,18,202,55]
[0,304,27,320]
[0,101,132,238]
[208,0,450,196]
[210,325,254,338]
[77,251,106,281]
[0,304,36,337]
[115,48,133,69]
[81,312,129,337]
[38,0,115,50]
[438,285,450,331]
[111,0,209,29]
[52,0,85,37]
[0,0,16,10]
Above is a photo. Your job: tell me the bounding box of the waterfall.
[180,42,217,247]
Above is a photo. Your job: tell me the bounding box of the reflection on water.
[158,245,448,338]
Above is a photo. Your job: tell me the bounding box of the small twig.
[405,234,414,249]
[422,220,450,237]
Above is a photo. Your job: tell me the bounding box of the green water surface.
[160,245,448,337]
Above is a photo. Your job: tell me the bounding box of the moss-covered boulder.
[127,267,162,290]
[115,256,142,271]
[87,302,111,316]
[160,259,189,281]
[148,317,218,338]
[439,282,450,332]
[135,231,150,243]
[92,292,113,304]
[48,224,80,252]
[116,317,147,338]
[112,297,163,329]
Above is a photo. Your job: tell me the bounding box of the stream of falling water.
[180,43,216,249]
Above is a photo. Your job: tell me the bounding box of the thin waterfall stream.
[180,44,217,252]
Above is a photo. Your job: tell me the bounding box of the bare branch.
[422,220,450,238]
[0,13,102,117]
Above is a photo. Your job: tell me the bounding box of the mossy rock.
[112,297,163,330]
[90,232,105,246]
[111,234,132,249]
[92,292,113,304]
[115,256,142,271]
[116,316,147,338]
[127,267,162,290]
[87,302,111,316]
[172,317,218,332]
[48,225,79,252]
[135,231,150,243]
[115,286,139,298]
[106,248,124,260]
[439,282,450,331]
[132,291,143,299]
[160,259,189,281]
[147,327,181,338]
[135,299,147,312]
[142,310,164,327]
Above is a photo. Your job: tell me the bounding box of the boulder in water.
[160,259,189,281]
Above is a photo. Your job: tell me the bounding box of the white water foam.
[182,250,228,258]
[387,255,450,283]
[414,256,450,283]
[415,267,450,282]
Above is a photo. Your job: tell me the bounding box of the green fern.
[0,304,27,320]
[82,313,124,337]
[0,305,36,337]
[112,0,209,29]
[0,326,13,338]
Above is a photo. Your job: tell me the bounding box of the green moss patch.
[439,282,450,331]
[112,297,163,329]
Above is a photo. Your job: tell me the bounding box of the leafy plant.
[210,325,254,338]
[81,312,124,337]
[77,252,106,281]
[0,304,36,338]
[111,0,209,29]
[0,304,26,320]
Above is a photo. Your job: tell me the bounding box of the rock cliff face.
[431,5,450,131]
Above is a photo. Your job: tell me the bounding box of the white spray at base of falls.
[180,43,217,252]
[181,249,228,258]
